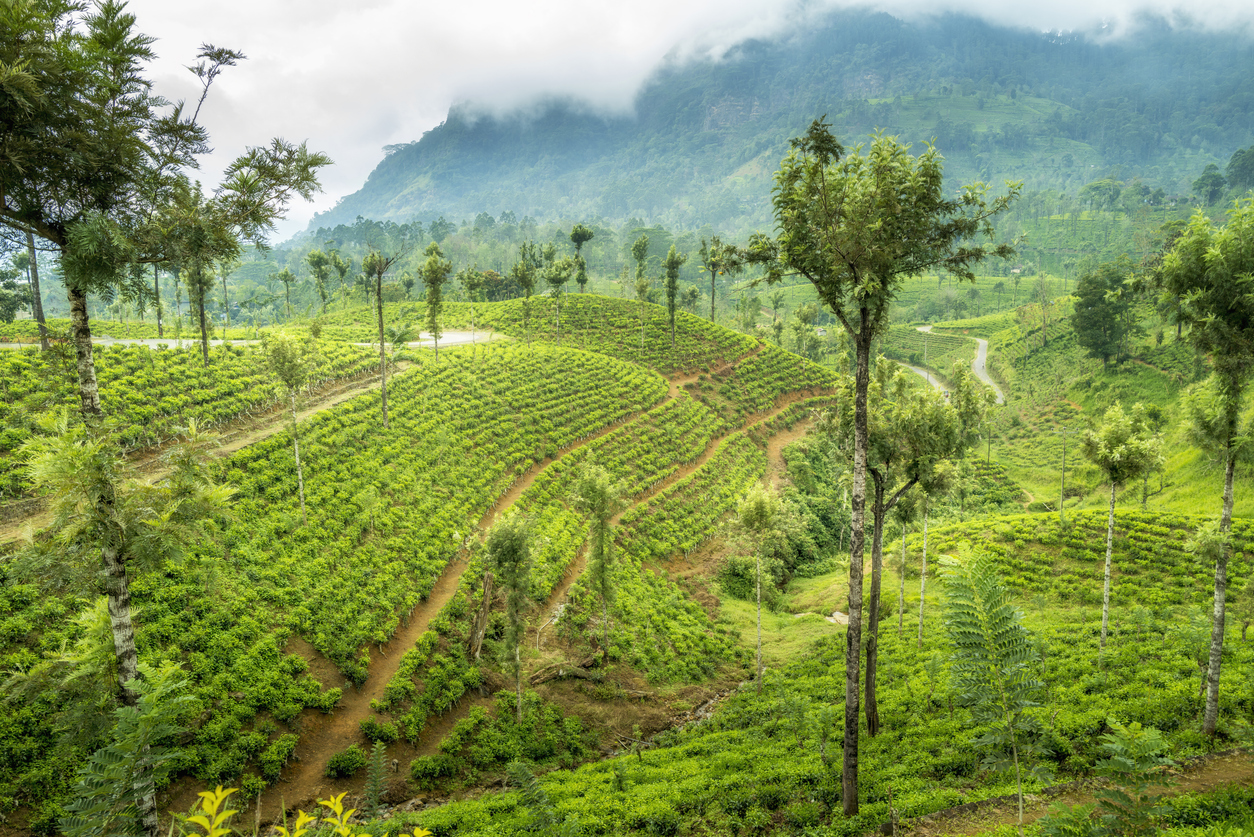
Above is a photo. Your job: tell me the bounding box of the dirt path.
[0,366,404,548]
[905,748,1254,836]
[232,379,675,818]
[166,346,820,824]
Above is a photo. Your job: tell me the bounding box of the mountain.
[316,9,1254,233]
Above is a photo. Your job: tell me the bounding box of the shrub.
[259,733,299,782]
[360,716,400,743]
[325,744,367,778]
[784,800,823,829]
[409,754,457,788]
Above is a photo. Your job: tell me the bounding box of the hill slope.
[313,9,1254,232]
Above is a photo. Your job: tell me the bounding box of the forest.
[4,3,1254,837]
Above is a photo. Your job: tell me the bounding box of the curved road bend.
[914,325,1004,405]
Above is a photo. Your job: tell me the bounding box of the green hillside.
[2,290,1253,837]
[311,9,1254,235]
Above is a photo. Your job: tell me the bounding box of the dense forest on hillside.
[313,9,1254,232]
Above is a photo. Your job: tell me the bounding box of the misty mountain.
[309,8,1254,233]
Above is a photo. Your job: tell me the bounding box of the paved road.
[2,331,503,351]
[0,336,259,350]
[899,362,948,395]
[351,331,504,350]
[913,325,1005,404]
[971,336,1006,404]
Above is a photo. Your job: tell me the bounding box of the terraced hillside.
[0,296,842,831]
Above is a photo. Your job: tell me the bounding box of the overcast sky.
[123,0,1254,240]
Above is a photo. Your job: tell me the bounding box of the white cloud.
[123,0,1254,239]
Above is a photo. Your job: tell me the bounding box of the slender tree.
[20,413,229,837]
[739,485,780,695]
[1080,403,1163,657]
[421,242,452,358]
[510,242,541,348]
[263,333,311,525]
[362,248,403,428]
[569,223,594,292]
[306,249,333,312]
[20,233,51,349]
[737,119,1017,813]
[699,236,741,323]
[272,267,296,320]
[1159,199,1254,734]
[542,250,575,343]
[663,244,688,348]
[826,364,962,735]
[631,234,650,285]
[487,513,532,722]
[571,463,625,654]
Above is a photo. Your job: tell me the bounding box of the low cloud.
[125,0,1254,238]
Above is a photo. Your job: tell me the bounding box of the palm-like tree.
[21,411,230,836]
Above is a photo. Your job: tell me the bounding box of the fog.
[122,0,1254,238]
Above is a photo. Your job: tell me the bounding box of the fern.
[60,663,193,837]
[943,554,1044,837]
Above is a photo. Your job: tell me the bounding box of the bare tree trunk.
[515,643,523,723]
[221,271,229,340]
[292,394,307,525]
[866,480,885,737]
[1100,481,1115,655]
[68,285,103,415]
[153,265,162,339]
[469,572,493,661]
[376,274,389,429]
[103,544,141,706]
[843,316,871,817]
[898,525,907,636]
[1203,452,1236,734]
[27,232,49,351]
[755,550,763,695]
[193,279,211,367]
[917,502,929,650]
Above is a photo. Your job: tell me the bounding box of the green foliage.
[324,744,366,779]
[1091,719,1175,835]
[60,663,193,837]
[1072,261,1137,366]
[363,740,387,819]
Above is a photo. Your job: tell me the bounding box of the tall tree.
[509,242,541,348]
[487,513,532,723]
[21,413,229,837]
[571,462,625,654]
[272,267,296,320]
[662,244,688,348]
[305,248,333,312]
[362,248,403,428]
[631,234,650,286]
[263,332,311,525]
[1159,199,1254,734]
[826,364,962,735]
[699,236,741,323]
[569,223,594,293]
[737,119,1017,814]
[167,138,329,366]
[421,241,452,358]
[21,233,51,349]
[541,248,575,343]
[1073,260,1135,368]
[1080,403,1163,656]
